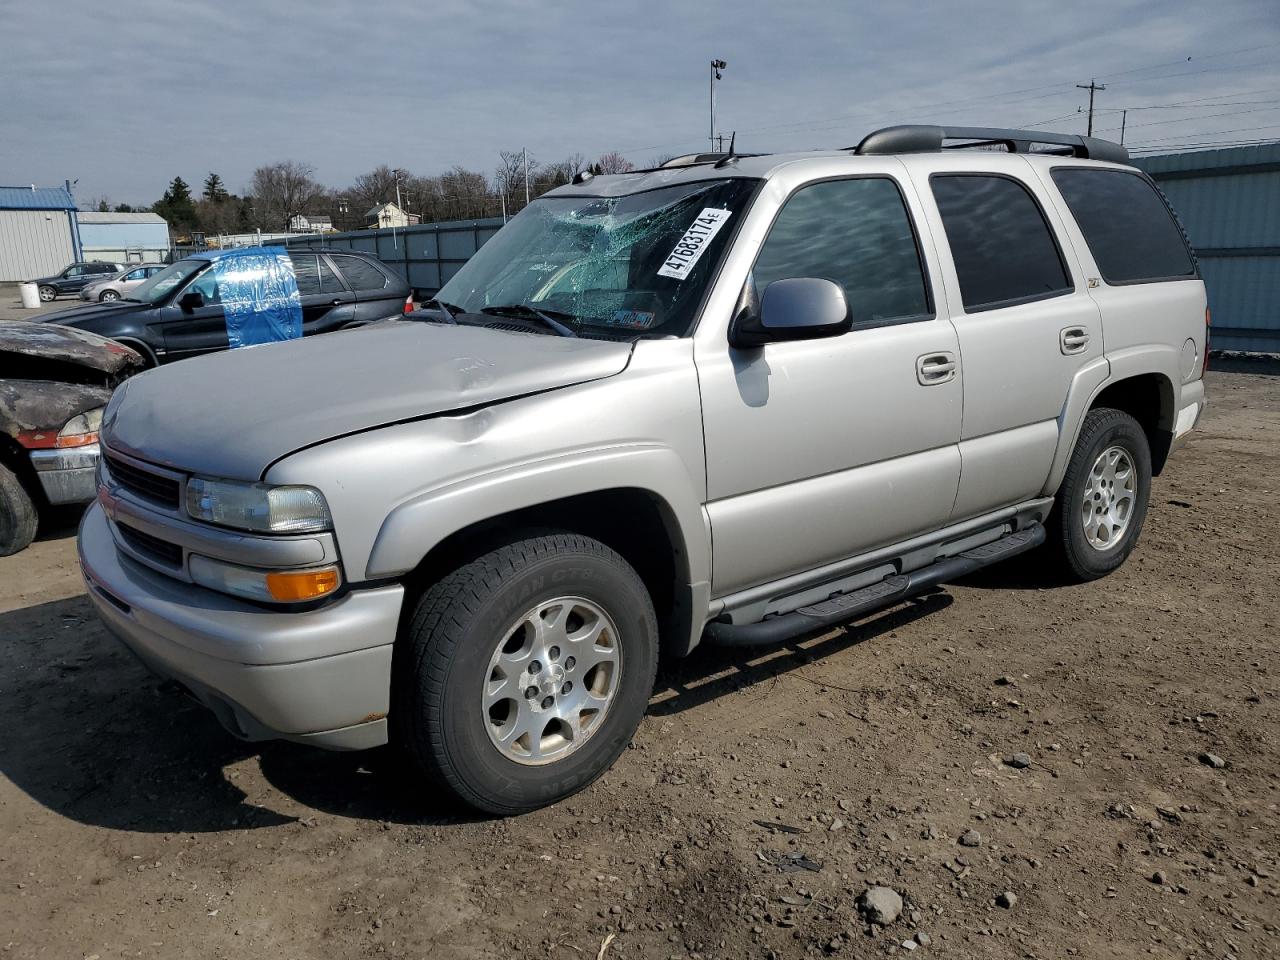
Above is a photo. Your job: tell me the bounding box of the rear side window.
[318,256,345,293]
[931,174,1072,311]
[1051,168,1195,283]
[334,255,388,292]
[752,177,931,324]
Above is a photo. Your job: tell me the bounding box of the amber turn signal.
[264,567,341,602]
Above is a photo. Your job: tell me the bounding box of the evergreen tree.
[153,176,197,230]
[202,172,229,202]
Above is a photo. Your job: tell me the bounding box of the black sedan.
[39,249,413,366]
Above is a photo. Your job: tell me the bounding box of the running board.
[703,523,1045,648]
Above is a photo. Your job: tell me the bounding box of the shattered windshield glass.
[437,178,758,338]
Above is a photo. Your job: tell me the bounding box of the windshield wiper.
[481,304,578,338]
[419,297,461,324]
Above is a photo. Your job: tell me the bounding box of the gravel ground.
[1,362,1277,960]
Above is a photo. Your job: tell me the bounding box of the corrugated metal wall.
[0,209,76,281]
[1134,144,1280,353]
[267,218,504,294]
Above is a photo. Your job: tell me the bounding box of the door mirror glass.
[179,290,205,312]
[730,277,851,348]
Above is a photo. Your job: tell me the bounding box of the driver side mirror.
[729,277,851,349]
[178,291,205,312]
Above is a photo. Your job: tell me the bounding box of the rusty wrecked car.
[0,321,143,555]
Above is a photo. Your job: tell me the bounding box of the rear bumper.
[78,502,403,750]
[30,443,99,505]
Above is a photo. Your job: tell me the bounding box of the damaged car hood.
[0,320,141,376]
[0,321,143,439]
[102,321,634,479]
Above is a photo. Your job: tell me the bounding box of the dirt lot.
[2,363,1277,960]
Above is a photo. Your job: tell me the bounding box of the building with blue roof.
[0,183,83,282]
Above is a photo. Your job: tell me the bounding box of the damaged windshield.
[436,178,758,338]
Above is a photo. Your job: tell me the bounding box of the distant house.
[364,202,420,230]
[77,211,171,265]
[289,213,334,234]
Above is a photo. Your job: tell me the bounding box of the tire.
[393,532,659,815]
[1047,407,1152,582]
[38,285,57,302]
[0,463,39,557]
[99,289,120,302]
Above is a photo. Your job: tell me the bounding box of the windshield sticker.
[605,309,657,330]
[657,208,733,280]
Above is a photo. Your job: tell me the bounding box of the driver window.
[125,269,146,281]
[185,269,222,306]
[64,266,84,277]
[752,177,932,325]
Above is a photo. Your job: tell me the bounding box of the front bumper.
[78,502,404,750]
[30,443,100,505]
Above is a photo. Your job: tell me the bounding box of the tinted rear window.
[931,174,1072,311]
[334,255,389,292]
[1051,168,1195,283]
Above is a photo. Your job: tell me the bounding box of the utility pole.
[1076,79,1107,136]
[709,59,726,151]
[1120,109,1128,145]
[392,167,404,248]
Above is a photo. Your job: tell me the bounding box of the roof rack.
[851,125,1129,164]
[658,152,763,169]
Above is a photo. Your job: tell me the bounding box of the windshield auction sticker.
[657,208,733,280]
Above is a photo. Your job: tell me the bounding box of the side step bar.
[703,523,1045,648]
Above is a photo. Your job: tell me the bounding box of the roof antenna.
[715,131,738,168]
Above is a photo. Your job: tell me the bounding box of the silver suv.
[79,125,1208,814]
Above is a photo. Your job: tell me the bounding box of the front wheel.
[393,532,658,815]
[0,463,38,557]
[38,285,57,302]
[1047,407,1152,581]
[99,289,120,302]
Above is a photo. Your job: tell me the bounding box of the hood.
[102,321,634,479]
[37,300,150,326]
[0,320,142,376]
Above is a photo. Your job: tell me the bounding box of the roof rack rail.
[851,125,1129,164]
[659,152,763,169]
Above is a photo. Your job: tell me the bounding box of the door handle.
[1060,327,1090,355]
[916,351,957,385]
[331,298,343,305]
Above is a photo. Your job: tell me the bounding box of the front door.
[695,171,964,598]
[157,268,229,360]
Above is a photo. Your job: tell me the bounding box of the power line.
[1076,80,1107,135]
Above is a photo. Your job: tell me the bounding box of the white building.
[77,211,171,264]
[364,202,420,230]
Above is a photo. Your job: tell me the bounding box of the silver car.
[80,124,1208,815]
[80,263,167,302]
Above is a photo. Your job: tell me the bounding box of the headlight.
[18,407,104,449]
[185,477,332,534]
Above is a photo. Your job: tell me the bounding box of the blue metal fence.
[1134,144,1280,353]
[266,217,504,295]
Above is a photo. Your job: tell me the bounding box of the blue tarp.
[212,247,302,349]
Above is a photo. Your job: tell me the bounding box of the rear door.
[289,252,355,336]
[904,156,1105,521]
[330,254,405,322]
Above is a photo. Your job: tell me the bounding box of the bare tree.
[349,165,400,213]
[594,151,636,175]
[249,161,324,230]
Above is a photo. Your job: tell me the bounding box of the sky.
[2,0,1278,207]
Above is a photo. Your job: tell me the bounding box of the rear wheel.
[0,463,38,557]
[38,285,57,302]
[1047,407,1151,581]
[393,532,658,815]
